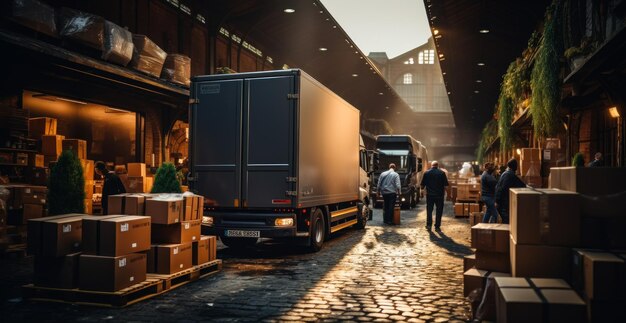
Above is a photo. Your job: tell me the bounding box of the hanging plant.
[498,92,515,153]
[530,0,564,139]
[477,119,498,164]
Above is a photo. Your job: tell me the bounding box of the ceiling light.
[477,62,485,66]
[439,53,444,58]
[476,80,482,83]
[447,92,451,95]
[433,29,439,35]
[435,34,442,39]
[474,90,480,93]
[378,92,383,95]
[385,106,390,110]
[442,72,446,75]
[479,29,490,34]
[352,74,358,77]
[609,106,620,118]
[319,47,327,51]
[284,8,295,13]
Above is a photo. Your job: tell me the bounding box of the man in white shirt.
[377,163,401,224]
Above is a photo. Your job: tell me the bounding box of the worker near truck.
[420,161,449,231]
[494,158,526,224]
[480,162,498,223]
[377,163,401,224]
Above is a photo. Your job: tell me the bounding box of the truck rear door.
[243,76,296,208]
[190,75,296,209]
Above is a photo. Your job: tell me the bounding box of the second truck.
[188,69,371,251]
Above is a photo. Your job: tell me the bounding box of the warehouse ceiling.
[422,0,550,133]
[205,0,415,131]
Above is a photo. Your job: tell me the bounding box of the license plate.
[225,230,260,238]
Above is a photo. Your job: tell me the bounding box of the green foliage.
[498,93,515,153]
[151,163,182,193]
[572,152,585,167]
[48,150,85,215]
[530,1,564,139]
[476,120,498,164]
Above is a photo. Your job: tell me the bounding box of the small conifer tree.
[572,152,585,167]
[151,163,182,193]
[48,150,85,215]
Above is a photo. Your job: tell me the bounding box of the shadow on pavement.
[428,229,473,258]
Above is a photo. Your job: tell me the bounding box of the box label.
[173,247,179,255]
[62,224,72,233]
[184,223,190,229]
[132,242,137,248]
[119,258,127,267]
[120,223,129,232]
[130,276,134,282]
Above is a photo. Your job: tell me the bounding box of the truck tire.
[220,236,258,249]
[354,201,369,229]
[307,209,325,252]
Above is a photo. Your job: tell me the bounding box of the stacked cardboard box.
[520,148,542,187]
[454,202,481,217]
[494,277,585,323]
[571,250,626,322]
[126,162,154,193]
[509,188,580,281]
[469,211,484,226]
[471,223,511,273]
[457,182,481,200]
[20,186,47,223]
[80,215,151,291]
[27,214,90,288]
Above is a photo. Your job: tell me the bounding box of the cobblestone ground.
[1,200,474,322]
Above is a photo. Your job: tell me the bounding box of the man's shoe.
[435,227,442,231]
[425,226,431,231]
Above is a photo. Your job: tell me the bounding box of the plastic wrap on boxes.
[57,7,105,50]
[130,35,167,78]
[161,54,191,86]
[102,21,133,66]
[9,0,57,37]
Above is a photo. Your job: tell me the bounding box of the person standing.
[480,162,498,223]
[495,158,526,224]
[420,161,449,231]
[377,163,401,224]
[95,161,126,215]
[588,152,604,167]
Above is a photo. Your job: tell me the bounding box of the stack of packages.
[59,138,93,214]
[456,182,481,200]
[108,192,216,276]
[520,148,542,187]
[0,187,9,250]
[27,214,90,288]
[549,166,626,321]
[81,214,151,291]
[126,163,153,193]
[469,211,486,226]
[454,202,481,217]
[130,35,167,78]
[161,54,191,86]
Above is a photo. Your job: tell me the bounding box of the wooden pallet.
[147,259,222,291]
[22,259,222,307]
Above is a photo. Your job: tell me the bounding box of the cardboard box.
[98,215,151,256]
[509,188,581,246]
[82,215,127,255]
[580,215,626,249]
[154,242,193,274]
[28,117,57,139]
[27,214,89,257]
[42,135,64,156]
[207,235,216,261]
[510,235,571,281]
[152,220,201,244]
[23,203,44,223]
[471,223,510,253]
[29,154,44,168]
[582,251,624,300]
[586,299,626,323]
[79,253,147,292]
[464,254,476,272]
[62,139,87,159]
[58,7,105,50]
[130,34,167,78]
[530,278,571,289]
[454,203,464,216]
[145,247,156,273]
[21,186,47,205]
[463,268,511,297]
[475,250,511,273]
[44,154,58,166]
[196,195,204,220]
[33,252,80,289]
[539,289,586,323]
[520,148,541,162]
[470,211,484,226]
[550,167,626,196]
[496,287,543,323]
[107,194,127,215]
[193,236,210,265]
[494,277,532,289]
[80,159,94,180]
[128,176,149,193]
[146,197,182,224]
[124,194,147,215]
[127,163,146,177]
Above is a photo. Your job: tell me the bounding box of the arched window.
[403,73,413,84]
[418,50,435,64]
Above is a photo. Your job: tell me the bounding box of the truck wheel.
[354,202,369,229]
[221,236,258,249]
[307,209,325,252]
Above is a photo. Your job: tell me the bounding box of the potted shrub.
[572,152,585,167]
[151,162,182,193]
[48,150,85,215]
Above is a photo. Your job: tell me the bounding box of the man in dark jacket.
[480,162,498,223]
[588,152,604,167]
[495,158,526,224]
[420,161,449,231]
[95,161,126,215]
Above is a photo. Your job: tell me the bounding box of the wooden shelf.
[0,147,38,153]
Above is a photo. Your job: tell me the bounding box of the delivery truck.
[370,135,428,209]
[188,69,371,251]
